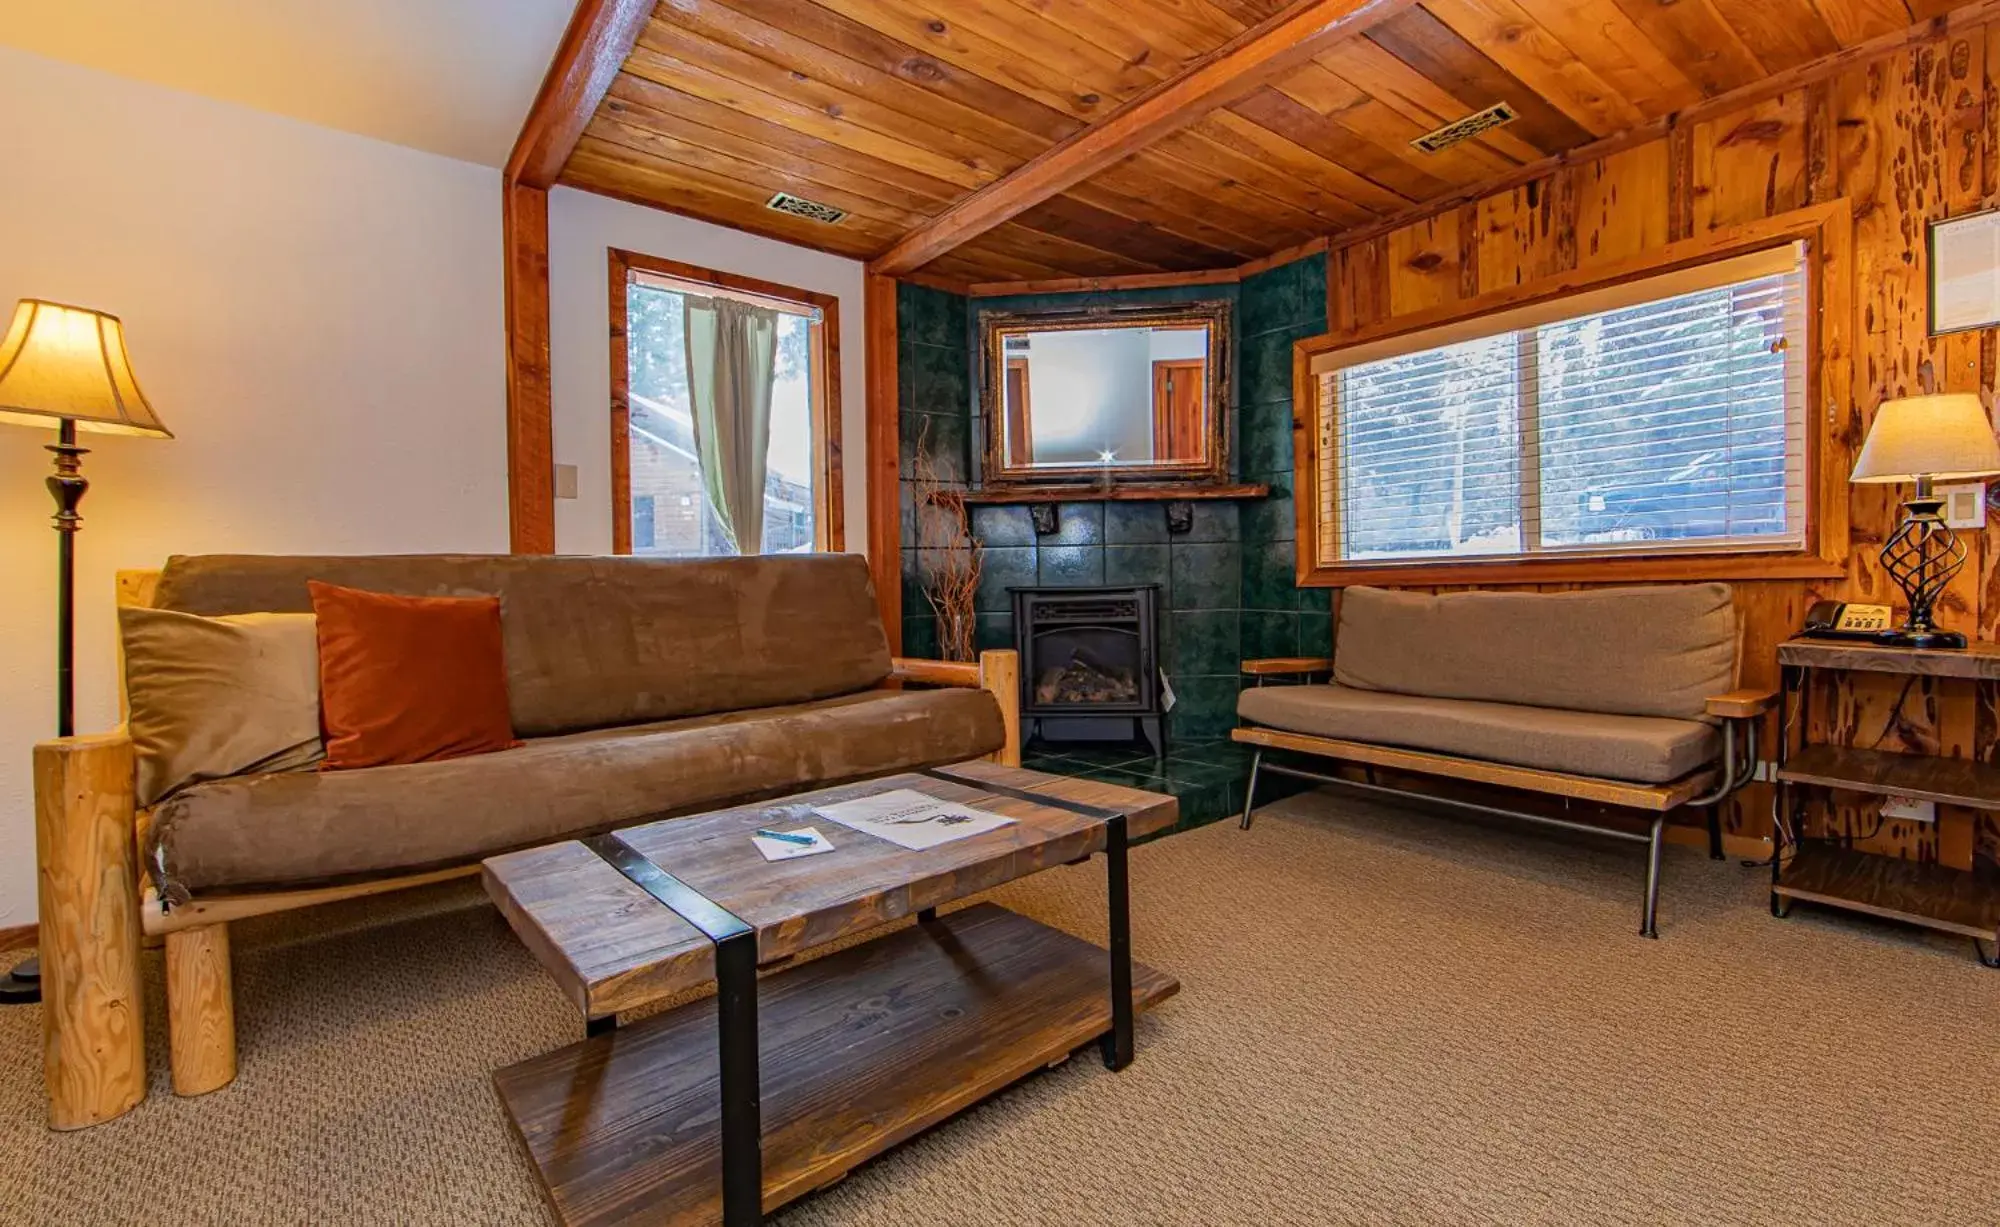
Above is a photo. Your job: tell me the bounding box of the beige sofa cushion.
[148,686,1005,898]
[119,607,324,807]
[1238,683,1719,784]
[152,553,893,737]
[1333,584,1735,721]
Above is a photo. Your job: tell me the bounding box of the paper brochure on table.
[812,789,1016,850]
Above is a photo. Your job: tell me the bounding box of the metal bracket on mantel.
[1030,504,1059,536]
[1165,501,1194,535]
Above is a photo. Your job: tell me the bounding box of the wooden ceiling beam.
[506,0,657,188]
[865,0,1418,277]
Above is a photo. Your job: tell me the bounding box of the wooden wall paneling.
[1667,123,1696,241]
[1330,235,1389,336]
[1691,90,1810,232]
[1455,202,1480,299]
[1575,142,1670,267]
[1384,211,1462,315]
[503,182,556,555]
[865,274,901,649]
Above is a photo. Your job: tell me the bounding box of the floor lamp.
[0,300,171,1005]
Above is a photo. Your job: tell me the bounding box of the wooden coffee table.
[482,760,1180,1227]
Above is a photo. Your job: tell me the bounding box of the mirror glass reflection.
[1000,324,1211,469]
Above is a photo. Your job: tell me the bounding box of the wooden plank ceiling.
[556,0,1941,285]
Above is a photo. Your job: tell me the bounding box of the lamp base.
[1876,627,1968,650]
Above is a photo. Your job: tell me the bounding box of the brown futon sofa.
[1234,584,1770,938]
[36,552,1018,1129]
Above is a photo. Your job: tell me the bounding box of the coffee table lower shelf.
[493,903,1178,1227]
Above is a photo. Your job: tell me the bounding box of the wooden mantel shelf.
[954,482,1270,505]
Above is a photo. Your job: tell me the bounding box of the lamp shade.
[1850,392,2000,483]
[0,299,171,437]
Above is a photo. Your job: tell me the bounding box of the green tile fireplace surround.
[898,254,1329,825]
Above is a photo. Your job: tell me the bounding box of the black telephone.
[1801,600,1896,642]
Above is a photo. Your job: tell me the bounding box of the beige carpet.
[5,788,2000,1226]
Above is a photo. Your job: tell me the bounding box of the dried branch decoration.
[912,417,982,662]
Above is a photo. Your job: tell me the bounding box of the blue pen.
[755,828,817,847]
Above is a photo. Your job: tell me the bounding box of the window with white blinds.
[1316,244,1808,566]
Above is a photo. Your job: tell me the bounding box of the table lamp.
[1849,392,2000,649]
[0,300,171,1005]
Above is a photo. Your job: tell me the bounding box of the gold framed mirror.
[978,300,1233,491]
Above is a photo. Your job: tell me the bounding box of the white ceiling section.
[0,0,573,166]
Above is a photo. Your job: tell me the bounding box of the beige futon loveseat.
[36,552,1018,1129]
[1234,584,1771,938]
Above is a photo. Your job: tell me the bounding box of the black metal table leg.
[1101,814,1133,1071]
[715,929,763,1227]
[916,907,938,923]
[586,1014,617,1038]
[580,832,764,1225]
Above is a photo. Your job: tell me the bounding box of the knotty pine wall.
[1320,24,2000,867]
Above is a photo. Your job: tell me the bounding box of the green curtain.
[681,295,778,554]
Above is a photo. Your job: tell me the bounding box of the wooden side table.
[1773,638,2000,966]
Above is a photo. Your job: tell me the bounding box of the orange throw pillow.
[308,581,520,770]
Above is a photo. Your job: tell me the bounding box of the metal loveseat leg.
[1239,749,1264,830]
[1641,817,1666,939]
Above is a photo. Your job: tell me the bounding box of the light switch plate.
[553,463,579,500]
[1940,481,1986,529]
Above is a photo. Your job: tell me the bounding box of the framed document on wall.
[1929,208,2000,335]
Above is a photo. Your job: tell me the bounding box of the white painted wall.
[547,189,868,556]
[0,47,508,926]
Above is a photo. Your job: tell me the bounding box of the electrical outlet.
[553,463,579,500]
[1940,482,1987,529]
[1880,796,1936,824]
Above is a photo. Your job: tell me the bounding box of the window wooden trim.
[608,248,844,555]
[1292,201,1853,589]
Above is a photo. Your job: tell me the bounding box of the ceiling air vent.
[1411,102,1518,153]
[766,192,847,225]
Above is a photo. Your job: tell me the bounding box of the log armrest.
[888,649,1021,767]
[35,731,147,1128]
[1241,657,1334,677]
[1705,688,1778,719]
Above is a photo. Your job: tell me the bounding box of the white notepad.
[749,827,835,862]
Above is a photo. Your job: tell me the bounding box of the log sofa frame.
[1232,657,1773,940]
[36,568,1021,1130]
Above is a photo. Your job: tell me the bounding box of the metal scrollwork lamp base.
[1877,483,1969,649]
